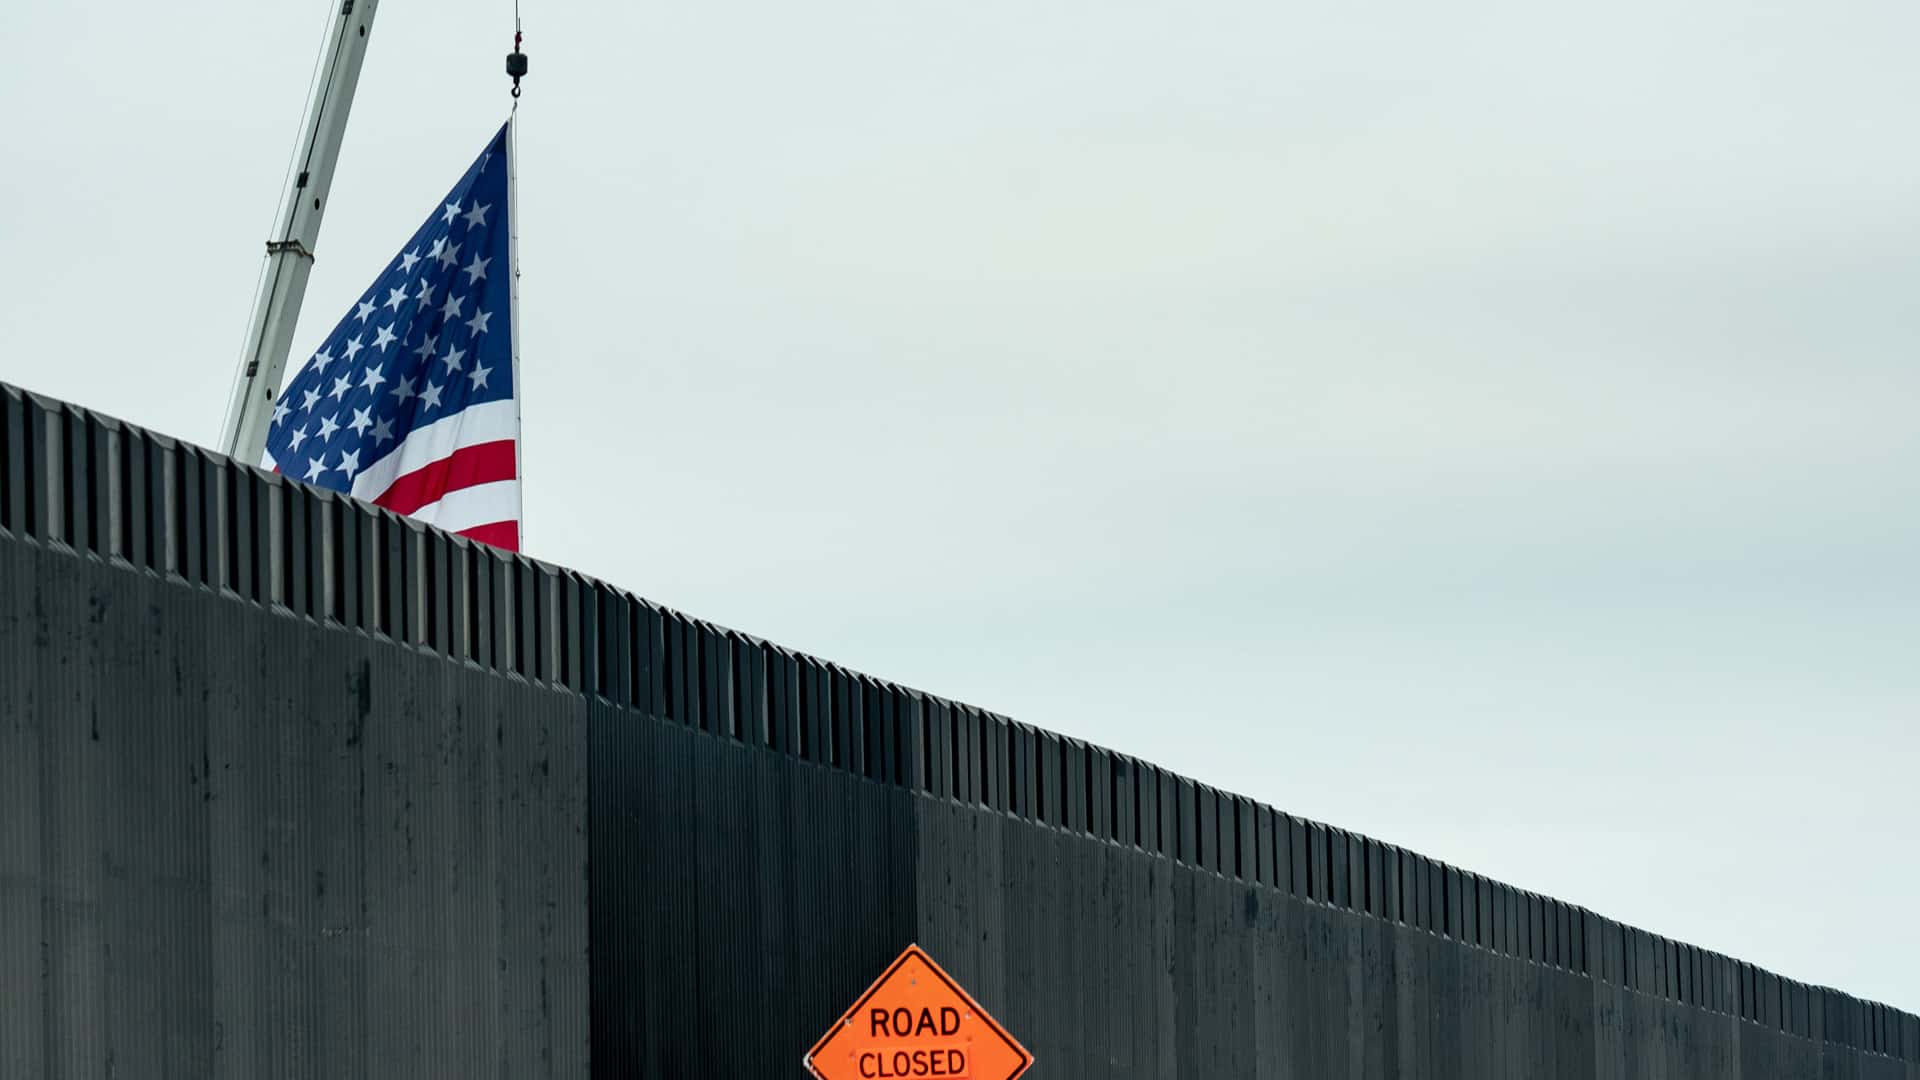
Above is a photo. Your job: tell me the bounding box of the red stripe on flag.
[371,439,517,516]
[457,520,520,551]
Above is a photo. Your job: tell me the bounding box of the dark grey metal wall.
[0,522,589,1078]
[588,703,921,1076]
[913,800,1919,1079]
[2,381,1916,1078]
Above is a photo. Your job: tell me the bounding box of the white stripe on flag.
[350,399,520,501]
[408,479,521,534]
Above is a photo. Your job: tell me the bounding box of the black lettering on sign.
[870,1007,967,1040]
[855,1047,970,1077]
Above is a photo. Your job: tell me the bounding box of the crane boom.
[219,0,382,463]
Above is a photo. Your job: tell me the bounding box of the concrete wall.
[2,381,1915,1078]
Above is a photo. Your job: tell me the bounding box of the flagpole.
[506,107,526,549]
[219,0,383,464]
[503,10,528,549]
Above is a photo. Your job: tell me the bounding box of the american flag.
[262,122,521,551]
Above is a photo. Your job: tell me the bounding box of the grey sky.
[4,0,1916,1012]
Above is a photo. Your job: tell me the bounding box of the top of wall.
[1,380,1913,1062]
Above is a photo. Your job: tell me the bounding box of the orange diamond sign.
[805,944,1033,1080]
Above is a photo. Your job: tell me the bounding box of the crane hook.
[506,30,528,98]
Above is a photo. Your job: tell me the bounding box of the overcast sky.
[4,0,1916,1013]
